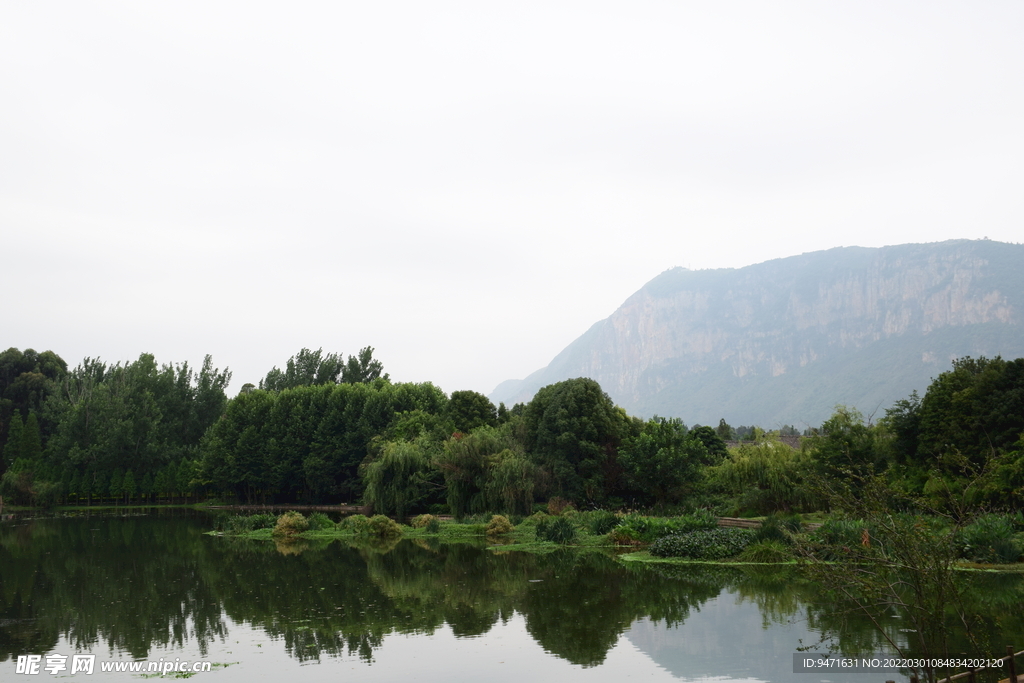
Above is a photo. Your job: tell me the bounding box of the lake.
[2,510,1021,682]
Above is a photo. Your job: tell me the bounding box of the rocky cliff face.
[491,240,1024,426]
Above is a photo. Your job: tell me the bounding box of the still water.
[2,510,1021,682]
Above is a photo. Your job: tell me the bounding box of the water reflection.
[2,512,1023,682]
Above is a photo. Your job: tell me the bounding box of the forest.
[1,345,1023,521]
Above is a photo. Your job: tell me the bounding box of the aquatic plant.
[649,528,754,560]
[536,516,578,544]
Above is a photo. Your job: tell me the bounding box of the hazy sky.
[3,2,1022,397]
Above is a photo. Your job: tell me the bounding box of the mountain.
[491,240,1024,427]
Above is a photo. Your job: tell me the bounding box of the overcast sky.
[3,1,1022,397]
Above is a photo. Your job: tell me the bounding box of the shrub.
[425,517,441,533]
[536,516,578,544]
[411,514,437,528]
[523,512,550,526]
[752,513,802,545]
[486,515,514,536]
[340,514,371,534]
[737,540,793,563]
[674,510,719,534]
[306,512,334,531]
[273,511,309,537]
[587,510,621,535]
[366,514,403,538]
[250,513,277,529]
[650,528,754,560]
[959,514,1021,564]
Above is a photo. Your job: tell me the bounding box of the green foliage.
[306,512,334,531]
[608,511,717,545]
[259,347,344,391]
[524,378,626,504]
[273,511,309,536]
[341,347,389,384]
[958,514,1021,564]
[363,439,431,519]
[201,379,446,503]
[810,406,883,479]
[618,417,710,508]
[650,528,755,560]
[712,435,817,513]
[226,513,277,533]
[584,510,620,535]
[737,540,793,563]
[2,410,24,470]
[485,515,514,536]
[366,514,402,538]
[340,514,372,534]
[434,425,535,518]
[447,390,497,432]
[411,513,437,528]
[751,513,802,545]
[535,516,578,544]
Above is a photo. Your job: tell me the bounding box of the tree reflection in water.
[2,511,1023,673]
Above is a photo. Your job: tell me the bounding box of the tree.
[2,410,24,472]
[123,469,137,504]
[260,348,343,391]
[713,433,817,513]
[363,440,431,518]
[523,378,626,504]
[715,418,734,441]
[446,390,497,433]
[21,413,42,463]
[341,346,388,384]
[689,425,729,462]
[619,417,707,508]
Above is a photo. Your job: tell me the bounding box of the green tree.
[21,412,43,463]
[109,467,124,503]
[689,425,729,462]
[341,346,388,384]
[713,433,817,513]
[260,348,343,391]
[619,417,708,508]
[363,440,431,518]
[446,390,497,433]
[123,469,137,504]
[2,410,24,472]
[523,378,626,504]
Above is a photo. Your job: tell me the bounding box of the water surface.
[2,511,1021,682]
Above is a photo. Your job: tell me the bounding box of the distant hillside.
[491,240,1024,427]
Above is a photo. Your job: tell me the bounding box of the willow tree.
[713,433,817,513]
[363,440,431,519]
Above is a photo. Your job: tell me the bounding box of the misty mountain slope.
[491,240,1024,427]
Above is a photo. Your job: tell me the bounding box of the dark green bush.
[306,512,334,531]
[588,510,620,535]
[536,516,578,544]
[752,513,802,545]
[650,528,754,560]
[425,517,441,533]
